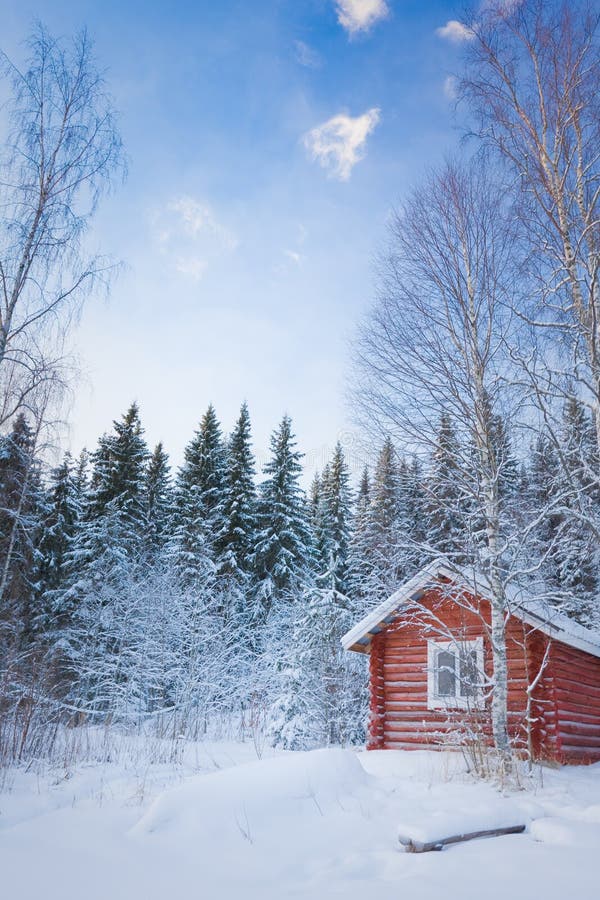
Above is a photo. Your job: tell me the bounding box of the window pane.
[459,649,479,698]
[436,650,456,697]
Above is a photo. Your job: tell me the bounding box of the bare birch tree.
[0,23,125,429]
[353,158,525,768]
[460,1,600,545]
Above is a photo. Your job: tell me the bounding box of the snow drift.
[133,747,370,848]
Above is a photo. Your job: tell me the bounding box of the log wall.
[547,641,600,764]
[366,587,600,763]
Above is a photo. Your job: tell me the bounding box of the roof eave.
[341,559,600,660]
[341,558,453,653]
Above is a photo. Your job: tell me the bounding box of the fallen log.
[399,824,526,853]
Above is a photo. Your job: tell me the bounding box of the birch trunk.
[353,158,520,771]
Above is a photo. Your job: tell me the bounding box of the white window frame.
[426,637,484,711]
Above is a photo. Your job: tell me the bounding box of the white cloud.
[284,249,302,265]
[167,196,238,251]
[303,108,381,181]
[443,75,458,100]
[153,195,237,281]
[174,256,208,282]
[436,20,475,43]
[294,40,321,69]
[335,0,389,36]
[437,3,522,46]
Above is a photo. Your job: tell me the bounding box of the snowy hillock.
[133,747,370,847]
[2,741,600,899]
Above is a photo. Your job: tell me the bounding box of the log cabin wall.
[366,587,596,762]
[371,588,502,751]
[367,632,386,751]
[523,631,558,762]
[547,640,600,764]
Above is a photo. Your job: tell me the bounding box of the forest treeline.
[1,393,597,752]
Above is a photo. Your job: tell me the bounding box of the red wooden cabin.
[342,560,600,764]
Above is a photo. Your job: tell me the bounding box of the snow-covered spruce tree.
[310,443,365,745]
[38,449,91,655]
[545,398,599,622]
[426,412,469,562]
[349,444,426,603]
[257,417,316,748]
[204,402,260,716]
[182,403,227,541]
[37,453,85,636]
[252,415,312,617]
[0,413,47,647]
[347,466,371,616]
[171,404,226,593]
[362,438,405,601]
[219,402,258,619]
[271,443,366,749]
[71,403,149,585]
[145,442,174,561]
[320,443,352,597]
[73,449,90,497]
[485,399,520,505]
[397,455,428,570]
[269,465,327,748]
[309,468,327,571]
[517,397,600,628]
[464,403,521,564]
[169,488,215,596]
[309,470,321,527]
[60,404,151,715]
[289,448,353,744]
[525,433,570,604]
[160,406,234,725]
[87,402,149,542]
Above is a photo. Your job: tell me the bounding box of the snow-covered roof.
[341,558,600,660]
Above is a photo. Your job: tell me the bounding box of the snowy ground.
[1,737,599,899]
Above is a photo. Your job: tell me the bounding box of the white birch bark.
[353,158,520,765]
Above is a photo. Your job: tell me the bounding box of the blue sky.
[3,0,470,480]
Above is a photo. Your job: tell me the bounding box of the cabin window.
[426,638,484,710]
